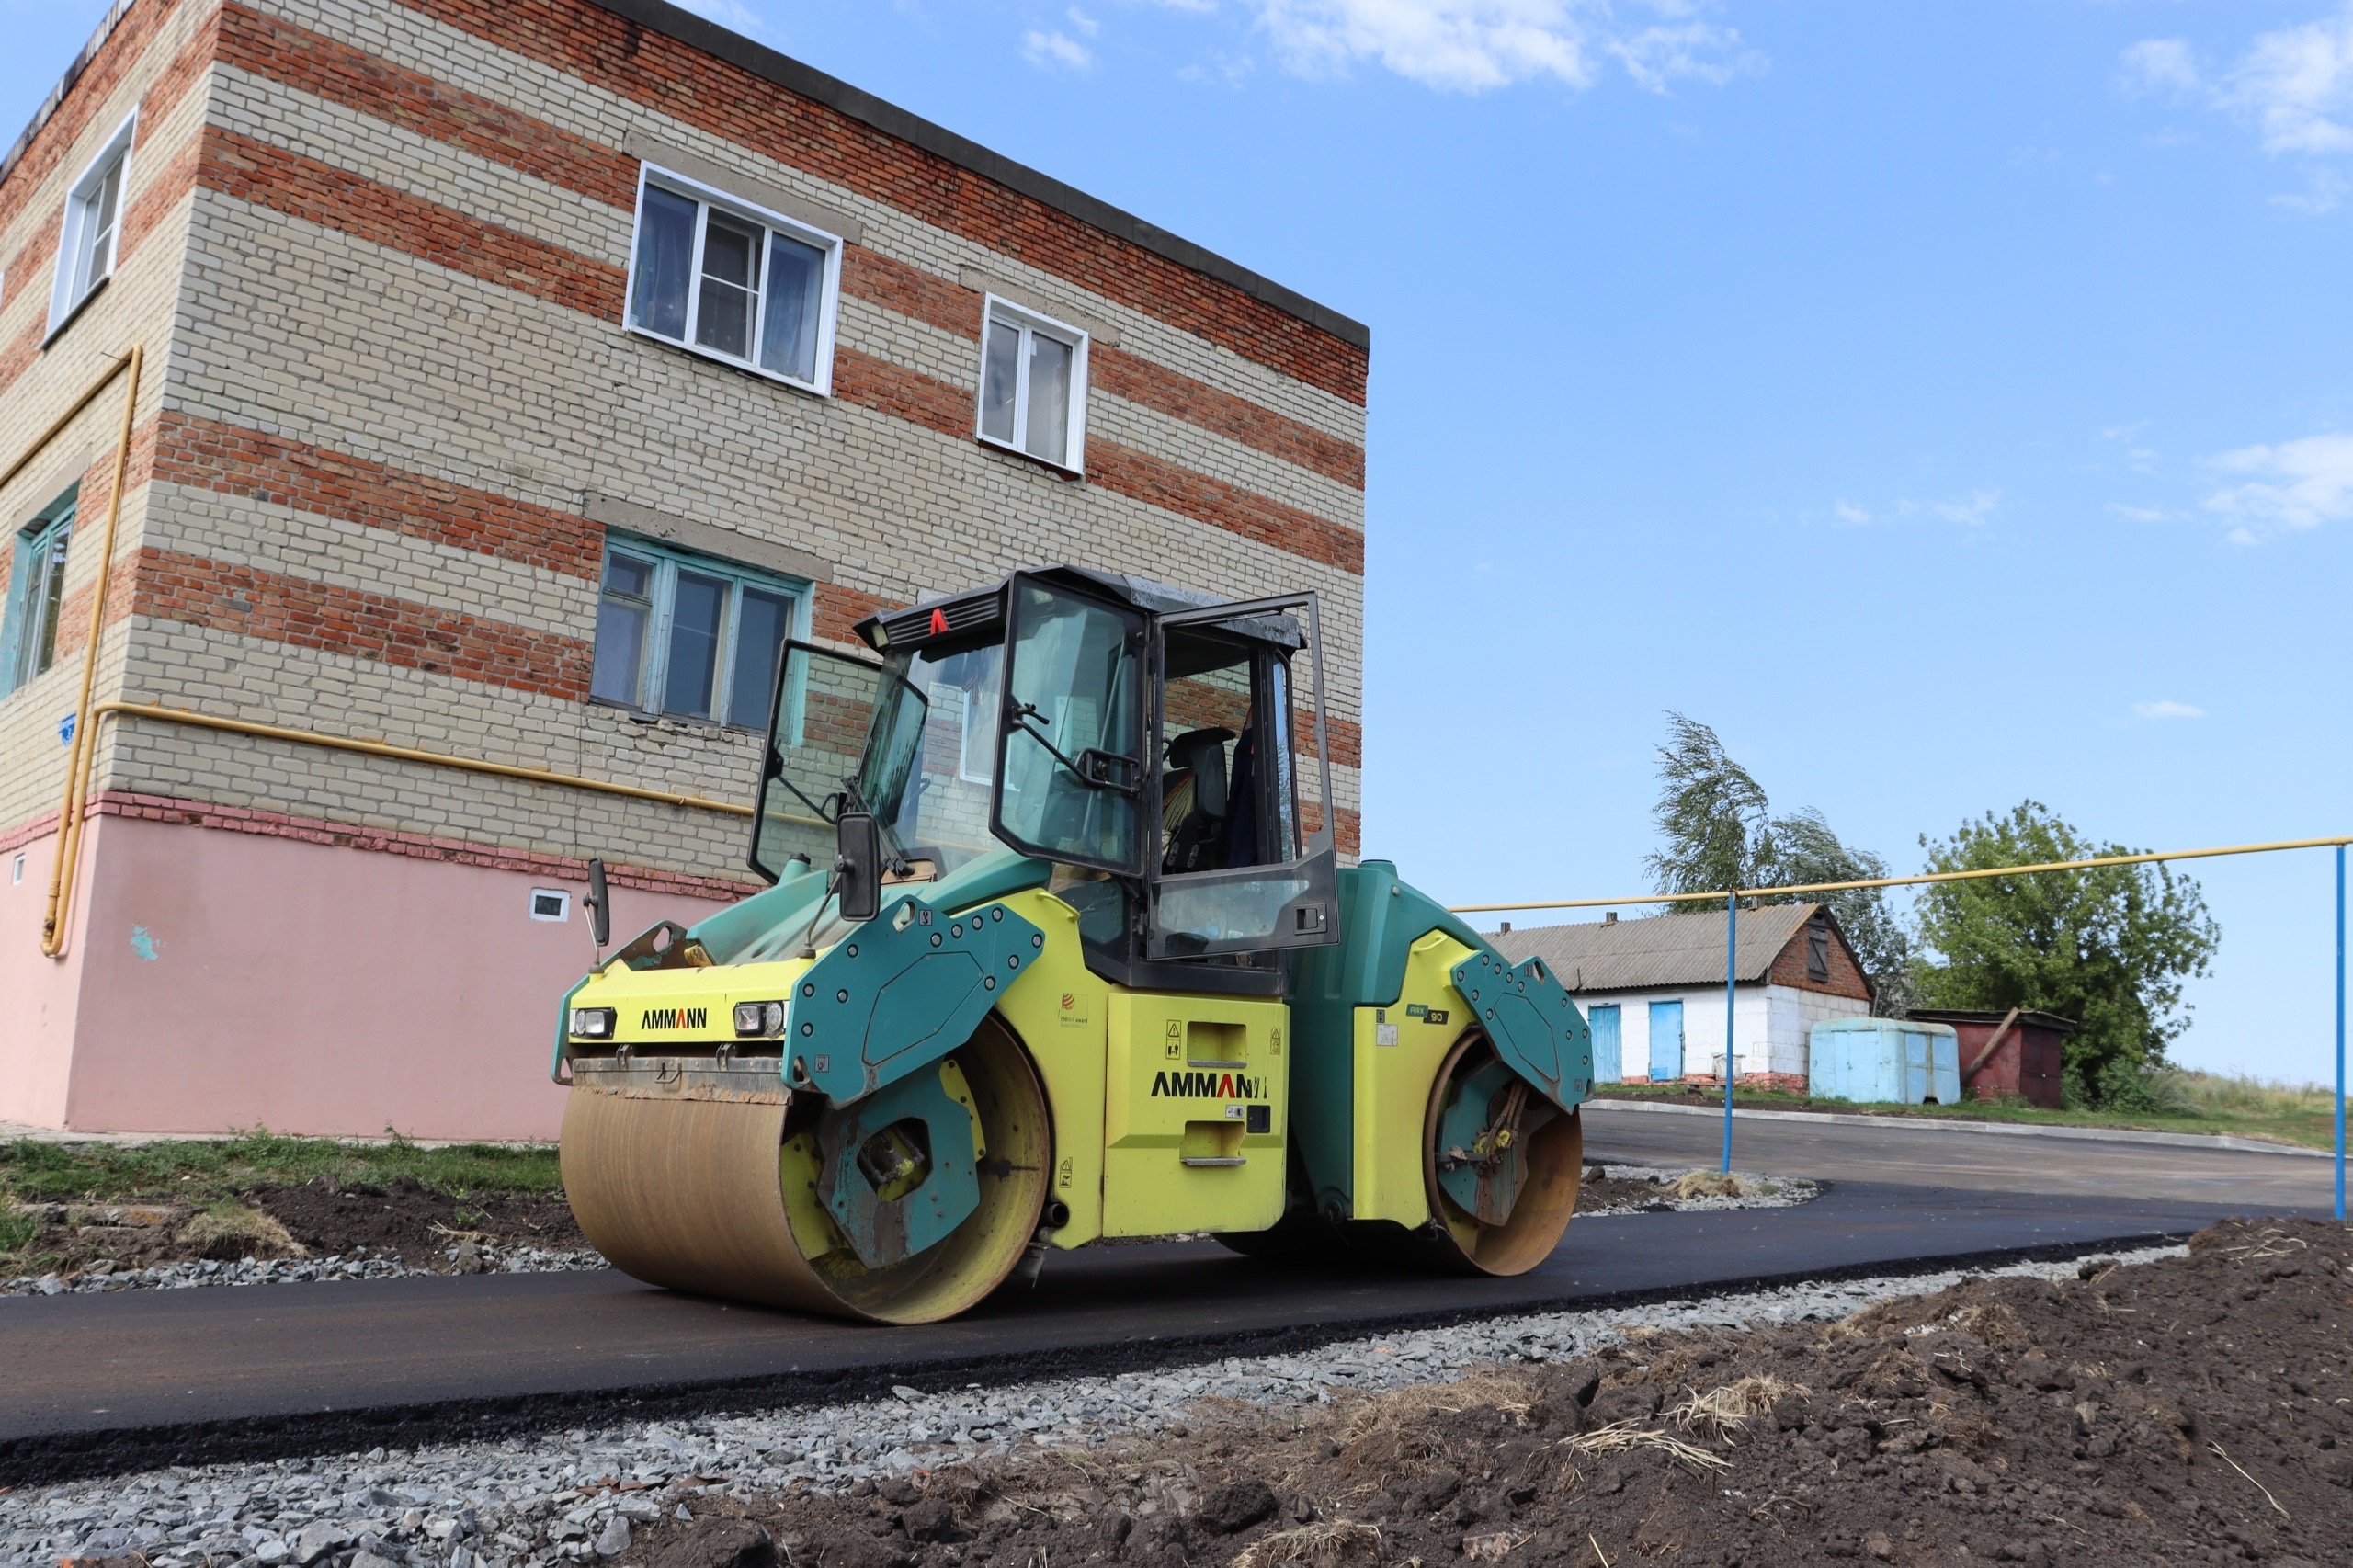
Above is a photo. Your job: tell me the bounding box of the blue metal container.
[1808,1018,1961,1105]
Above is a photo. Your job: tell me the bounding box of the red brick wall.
[1766,909,1874,1001]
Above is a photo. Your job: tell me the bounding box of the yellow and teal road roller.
[556,568,1592,1323]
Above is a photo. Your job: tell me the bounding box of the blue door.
[1902,1031,1930,1104]
[1648,1000,1684,1081]
[1588,1005,1621,1085]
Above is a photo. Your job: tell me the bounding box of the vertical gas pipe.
[2336,844,2345,1223]
[1723,889,1737,1174]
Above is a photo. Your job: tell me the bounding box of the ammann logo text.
[640,1006,708,1030]
[1150,1070,1261,1099]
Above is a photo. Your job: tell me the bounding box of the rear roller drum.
[562,1017,1049,1324]
[1415,1030,1582,1274]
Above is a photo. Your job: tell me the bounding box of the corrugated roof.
[1485,904,1823,994]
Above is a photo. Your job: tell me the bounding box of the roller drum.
[561,1019,1050,1324]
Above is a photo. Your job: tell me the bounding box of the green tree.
[1645,714,1912,1009]
[1646,713,1775,904]
[1909,801,2219,1101]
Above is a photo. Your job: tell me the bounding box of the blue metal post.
[1723,890,1737,1174]
[2336,844,2345,1223]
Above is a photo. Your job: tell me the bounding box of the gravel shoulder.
[21,1220,2334,1568]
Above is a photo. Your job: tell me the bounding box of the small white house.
[1488,904,1874,1088]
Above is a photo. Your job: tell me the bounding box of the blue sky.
[7,1,2350,1085]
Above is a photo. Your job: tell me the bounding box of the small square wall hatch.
[529,889,571,922]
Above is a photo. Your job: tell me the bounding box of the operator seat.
[1162,726,1234,874]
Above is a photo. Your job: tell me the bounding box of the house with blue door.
[1488,904,1874,1088]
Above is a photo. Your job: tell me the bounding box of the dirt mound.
[260,1176,585,1265]
[6,1177,585,1278]
[615,1218,2351,1568]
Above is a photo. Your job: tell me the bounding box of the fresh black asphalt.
[0,1176,2293,1485]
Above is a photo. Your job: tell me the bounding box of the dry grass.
[1665,1375,1808,1441]
[1333,1374,1534,1486]
[1232,1520,1383,1568]
[1560,1420,1731,1474]
[1667,1171,1741,1200]
[178,1202,304,1260]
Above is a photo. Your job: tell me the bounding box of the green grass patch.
[1592,1072,2344,1153]
[0,1130,563,1205]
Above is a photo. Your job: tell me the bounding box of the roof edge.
[586,0,1370,353]
[0,0,136,190]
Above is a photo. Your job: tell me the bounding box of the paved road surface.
[0,1180,2274,1482]
[1583,1100,2334,1209]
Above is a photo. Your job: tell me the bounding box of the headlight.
[570,1007,615,1040]
[734,1001,787,1038]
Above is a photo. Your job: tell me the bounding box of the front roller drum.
[561,1017,1049,1324]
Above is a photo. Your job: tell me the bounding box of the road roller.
[556,567,1593,1323]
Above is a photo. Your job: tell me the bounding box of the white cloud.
[1928,488,2002,526]
[1823,488,2001,528]
[2108,502,2175,524]
[2124,4,2353,204]
[2120,37,2202,100]
[2223,3,2353,154]
[1024,28,1097,71]
[1248,0,1759,95]
[2201,431,2353,536]
[2273,165,2349,212]
[2132,699,2206,721]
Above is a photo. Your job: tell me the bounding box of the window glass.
[590,553,653,705]
[1159,629,1255,875]
[728,585,795,729]
[627,176,837,390]
[1025,333,1073,462]
[980,320,1020,444]
[589,541,806,729]
[6,504,75,693]
[995,581,1139,869]
[760,233,825,382]
[695,212,760,358]
[629,186,696,339]
[866,642,1002,869]
[51,119,134,333]
[664,569,728,719]
[975,302,1086,469]
[85,158,122,286]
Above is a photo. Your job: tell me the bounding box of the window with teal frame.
[3,491,76,697]
[588,536,807,729]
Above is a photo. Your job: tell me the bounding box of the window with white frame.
[50,113,135,335]
[3,492,76,696]
[625,167,842,392]
[976,296,1087,472]
[590,539,806,729]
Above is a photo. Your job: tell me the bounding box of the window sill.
[624,323,831,399]
[41,273,110,349]
[588,696,761,738]
[976,433,1084,482]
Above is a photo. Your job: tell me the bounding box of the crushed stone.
[3,1244,2186,1566]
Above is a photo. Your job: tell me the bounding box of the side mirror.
[835,812,882,923]
[585,857,611,948]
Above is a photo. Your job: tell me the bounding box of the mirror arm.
[1009,705,1139,795]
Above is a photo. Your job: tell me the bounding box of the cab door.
[988,573,1146,875]
[1143,593,1341,960]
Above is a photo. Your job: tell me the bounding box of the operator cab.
[748,566,1340,994]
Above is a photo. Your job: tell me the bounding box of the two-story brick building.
[0,0,1368,1139]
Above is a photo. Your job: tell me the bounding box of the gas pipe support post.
[2336,843,2345,1223]
[39,343,142,959]
[1723,889,1737,1175]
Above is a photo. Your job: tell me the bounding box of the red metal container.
[1905,1009,2076,1108]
